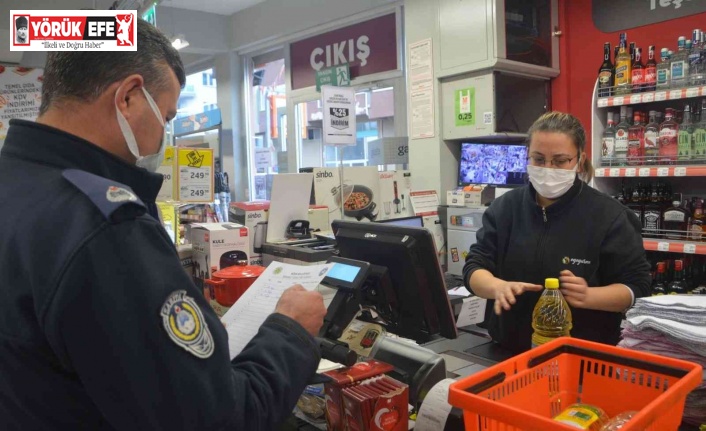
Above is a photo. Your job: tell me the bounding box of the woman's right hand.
[494,281,543,315]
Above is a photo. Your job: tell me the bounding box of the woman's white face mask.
[527,163,578,200]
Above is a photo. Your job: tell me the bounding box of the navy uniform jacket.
[0,120,321,430]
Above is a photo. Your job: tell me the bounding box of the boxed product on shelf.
[377,170,413,219]
[190,223,249,291]
[323,359,395,431]
[177,244,193,277]
[312,166,381,222]
[229,201,269,266]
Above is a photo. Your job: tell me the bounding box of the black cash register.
[318,220,458,408]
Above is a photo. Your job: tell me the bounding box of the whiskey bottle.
[663,197,690,240]
[614,33,632,95]
[667,259,689,294]
[598,42,614,97]
[652,262,667,295]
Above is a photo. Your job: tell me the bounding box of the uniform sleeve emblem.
[106,186,137,203]
[160,290,214,359]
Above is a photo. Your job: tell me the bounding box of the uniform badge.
[160,290,214,359]
[106,185,137,203]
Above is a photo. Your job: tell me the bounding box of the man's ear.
[113,74,144,119]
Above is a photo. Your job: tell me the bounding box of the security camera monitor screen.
[459,142,528,186]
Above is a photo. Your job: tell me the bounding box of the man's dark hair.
[39,18,185,114]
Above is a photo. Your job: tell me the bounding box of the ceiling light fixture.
[171,35,189,50]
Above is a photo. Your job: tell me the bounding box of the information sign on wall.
[592,0,706,32]
[290,13,398,90]
[0,66,43,148]
[454,87,475,127]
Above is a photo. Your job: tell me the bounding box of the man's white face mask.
[115,86,166,172]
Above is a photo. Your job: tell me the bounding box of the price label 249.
[190,171,206,180]
[190,189,207,197]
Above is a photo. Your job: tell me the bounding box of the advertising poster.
[0,65,43,149]
[322,85,356,146]
[455,87,475,127]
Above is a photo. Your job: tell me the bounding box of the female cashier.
[463,112,651,353]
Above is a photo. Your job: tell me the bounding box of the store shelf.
[594,165,706,178]
[643,238,706,255]
[596,86,706,108]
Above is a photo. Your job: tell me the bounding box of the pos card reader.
[318,255,447,408]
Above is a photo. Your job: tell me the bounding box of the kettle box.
[229,201,270,266]
[191,223,250,291]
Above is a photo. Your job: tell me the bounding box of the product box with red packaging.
[342,375,409,431]
[323,360,395,431]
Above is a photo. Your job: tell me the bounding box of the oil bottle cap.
[545,278,560,289]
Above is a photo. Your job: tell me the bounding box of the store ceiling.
[159,0,266,15]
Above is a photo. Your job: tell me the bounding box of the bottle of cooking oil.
[531,278,572,348]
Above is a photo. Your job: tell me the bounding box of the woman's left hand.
[559,270,592,308]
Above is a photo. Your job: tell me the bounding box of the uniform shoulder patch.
[62,169,146,220]
[160,290,214,359]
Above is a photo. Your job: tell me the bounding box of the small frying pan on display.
[343,184,378,221]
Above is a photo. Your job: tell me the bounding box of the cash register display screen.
[327,263,361,282]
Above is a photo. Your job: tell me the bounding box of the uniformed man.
[0,18,327,430]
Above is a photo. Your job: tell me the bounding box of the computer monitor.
[376,216,424,228]
[459,142,528,186]
[331,220,458,343]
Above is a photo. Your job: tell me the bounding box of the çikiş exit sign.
[593,0,706,32]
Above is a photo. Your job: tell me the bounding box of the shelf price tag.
[657,167,670,177]
[642,92,655,102]
[156,147,176,201]
[625,168,636,177]
[597,98,609,108]
[684,243,697,254]
[674,167,687,176]
[655,91,667,101]
[669,89,683,99]
[610,168,621,177]
[613,96,624,106]
[657,242,670,252]
[687,87,700,98]
[595,168,605,177]
[177,148,214,203]
[629,94,642,104]
[638,167,651,177]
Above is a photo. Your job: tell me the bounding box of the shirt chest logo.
[562,256,592,266]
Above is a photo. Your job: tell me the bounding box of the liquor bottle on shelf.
[643,183,663,238]
[652,262,667,295]
[613,45,620,87]
[678,104,694,163]
[659,108,679,164]
[644,45,657,92]
[627,183,644,225]
[598,42,614,97]
[644,111,660,164]
[670,36,689,89]
[689,29,704,86]
[657,48,671,90]
[627,107,634,125]
[601,112,616,165]
[663,196,690,240]
[628,111,644,166]
[695,100,706,163]
[614,33,632,95]
[631,47,644,93]
[668,259,689,294]
[615,106,630,165]
[691,198,704,241]
[630,41,636,65]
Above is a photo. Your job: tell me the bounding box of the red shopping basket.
[448,337,703,431]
